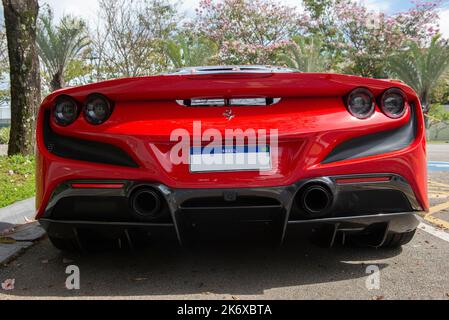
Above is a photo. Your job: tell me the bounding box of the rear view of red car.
[35,66,428,251]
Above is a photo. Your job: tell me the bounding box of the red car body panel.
[35,72,428,221]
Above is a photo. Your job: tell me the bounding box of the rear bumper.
[39,174,423,246]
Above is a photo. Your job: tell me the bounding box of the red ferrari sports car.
[35,66,427,251]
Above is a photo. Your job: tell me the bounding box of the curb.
[0,197,35,226]
[0,198,44,265]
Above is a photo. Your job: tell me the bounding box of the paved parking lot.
[0,144,448,300]
[0,226,448,300]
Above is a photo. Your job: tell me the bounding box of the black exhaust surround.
[129,187,167,221]
[40,174,422,247]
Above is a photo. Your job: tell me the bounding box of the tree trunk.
[50,71,64,92]
[2,0,41,156]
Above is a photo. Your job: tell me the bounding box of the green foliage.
[65,58,94,85]
[37,7,90,91]
[165,36,218,69]
[302,0,345,70]
[0,127,10,144]
[303,0,338,19]
[0,155,35,208]
[277,36,329,72]
[0,88,9,105]
[429,104,449,122]
[387,35,449,112]
[431,73,449,104]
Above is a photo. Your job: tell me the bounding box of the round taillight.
[53,96,79,126]
[83,94,113,125]
[346,88,375,119]
[381,88,406,119]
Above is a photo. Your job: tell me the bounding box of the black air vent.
[43,111,138,168]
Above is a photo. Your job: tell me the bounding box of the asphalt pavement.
[0,226,448,300]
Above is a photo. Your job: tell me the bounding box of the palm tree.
[165,36,218,69]
[37,8,90,91]
[387,35,449,117]
[277,35,329,72]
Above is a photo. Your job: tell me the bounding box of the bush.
[0,127,10,144]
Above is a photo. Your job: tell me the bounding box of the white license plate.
[189,145,272,173]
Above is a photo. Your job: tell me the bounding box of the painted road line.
[428,185,449,190]
[428,201,449,216]
[424,215,449,230]
[419,222,449,243]
[428,188,449,196]
[428,188,449,193]
[428,181,449,189]
[429,194,449,199]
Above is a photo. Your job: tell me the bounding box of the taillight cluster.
[52,94,113,126]
[345,88,407,120]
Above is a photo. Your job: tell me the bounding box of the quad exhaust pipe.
[130,188,164,221]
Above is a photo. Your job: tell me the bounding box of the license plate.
[189,145,271,173]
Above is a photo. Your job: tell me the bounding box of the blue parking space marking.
[428,161,449,171]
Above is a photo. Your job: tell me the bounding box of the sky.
[0,0,448,36]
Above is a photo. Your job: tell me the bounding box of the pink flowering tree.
[331,0,440,77]
[194,0,310,65]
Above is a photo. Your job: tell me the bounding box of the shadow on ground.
[0,224,402,298]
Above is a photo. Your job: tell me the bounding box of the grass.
[0,155,35,208]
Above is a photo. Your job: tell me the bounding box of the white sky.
[38,0,303,22]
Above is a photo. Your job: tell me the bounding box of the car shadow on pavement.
[0,224,403,298]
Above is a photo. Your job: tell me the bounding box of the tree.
[95,0,153,78]
[277,36,329,72]
[427,104,449,140]
[301,0,441,78]
[165,35,218,69]
[194,0,309,65]
[92,0,180,78]
[140,0,180,72]
[387,35,449,118]
[37,8,90,91]
[333,0,440,78]
[302,0,345,70]
[0,23,7,68]
[431,72,449,104]
[2,0,41,156]
[0,23,9,105]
